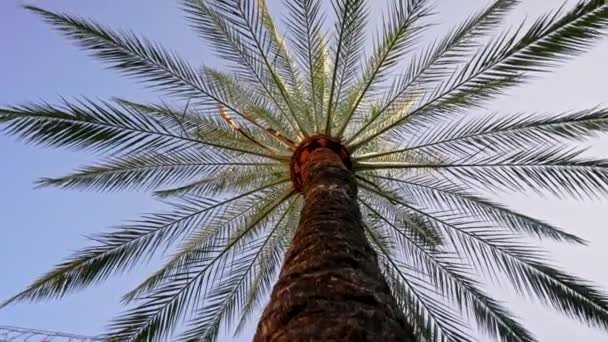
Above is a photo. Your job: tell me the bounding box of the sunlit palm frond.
[335,0,431,138]
[176,193,297,342]
[257,0,305,96]
[182,0,309,137]
[152,168,288,199]
[257,0,316,134]
[350,0,608,151]
[0,180,288,310]
[232,196,303,336]
[324,0,368,135]
[363,173,585,244]
[362,147,608,199]
[37,151,280,192]
[106,187,294,342]
[116,97,293,158]
[370,223,473,342]
[285,0,326,132]
[346,0,519,146]
[357,108,608,162]
[202,67,298,145]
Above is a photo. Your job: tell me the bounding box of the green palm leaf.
[232,197,302,336]
[26,5,287,146]
[370,225,473,342]
[0,98,281,160]
[357,108,608,161]
[335,0,431,138]
[0,180,287,310]
[105,188,293,341]
[358,145,608,198]
[362,182,608,334]
[177,195,298,342]
[285,0,326,132]
[364,173,585,243]
[37,151,280,192]
[347,0,519,145]
[181,0,308,137]
[324,0,367,135]
[351,0,608,151]
[364,213,536,342]
[416,190,605,318]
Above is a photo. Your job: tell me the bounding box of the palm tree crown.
[2,0,608,341]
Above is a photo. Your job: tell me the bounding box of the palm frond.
[27,4,300,154]
[349,0,608,151]
[346,0,519,145]
[438,214,608,333]
[285,0,326,132]
[202,67,298,146]
[37,150,281,192]
[181,0,308,137]
[363,173,585,244]
[106,188,294,342]
[364,210,536,342]
[0,180,287,310]
[117,97,283,155]
[0,99,218,154]
[335,0,431,138]
[257,0,304,95]
[357,108,608,161]
[178,195,299,342]
[358,146,608,199]
[362,182,608,333]
[367,224,473,342]
[257,0,315,134]
[25,6,270,132]
[324,0,368,135]
[358,191,442,249]
[214,0,309,136]
[232,196,302,336]
[153,170,288,199]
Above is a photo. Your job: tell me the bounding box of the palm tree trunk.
[255,146,417,341]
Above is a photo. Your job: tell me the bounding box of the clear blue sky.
[1,0,608,341]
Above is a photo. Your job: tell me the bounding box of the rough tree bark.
[255,144,417,341]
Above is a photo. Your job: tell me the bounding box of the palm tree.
[2,0,608,340]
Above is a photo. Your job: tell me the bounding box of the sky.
[1,0,608,341]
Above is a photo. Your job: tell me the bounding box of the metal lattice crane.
[0,326,102,342]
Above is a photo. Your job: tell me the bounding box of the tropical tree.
[2,0,608,341]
